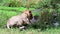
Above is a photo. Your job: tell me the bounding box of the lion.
[6,10,33,29]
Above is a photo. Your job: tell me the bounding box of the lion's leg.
[6,23,12,29]
[7,24,10,29]
[19,26,25,31]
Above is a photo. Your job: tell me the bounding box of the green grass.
[0,28,60,34]
[0,6,38,16]
[0,6,35,11]
[0,6,27,11]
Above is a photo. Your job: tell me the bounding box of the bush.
[38,8,59,30]
[57,8,60,24]
[5,0,21,7]
[1,0,52,9]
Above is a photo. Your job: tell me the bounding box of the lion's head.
[22,10,33,20]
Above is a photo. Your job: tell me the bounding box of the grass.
[0,28,60,34]
[0,6,27,11]
[0,6,39,16]
[0,6,35,11]
[0,6,60,34]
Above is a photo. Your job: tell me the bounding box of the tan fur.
[6,10,33,29]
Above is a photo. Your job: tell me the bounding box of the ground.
[0,28,60,34]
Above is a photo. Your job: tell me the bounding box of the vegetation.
[0,28,60,34]
[0,0,52,8]
[0,0,60,34]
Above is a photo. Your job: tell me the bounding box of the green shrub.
[57,8,60,23]
[1,0,52,9]
[6,0,21,7]
[38,8,59,29]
